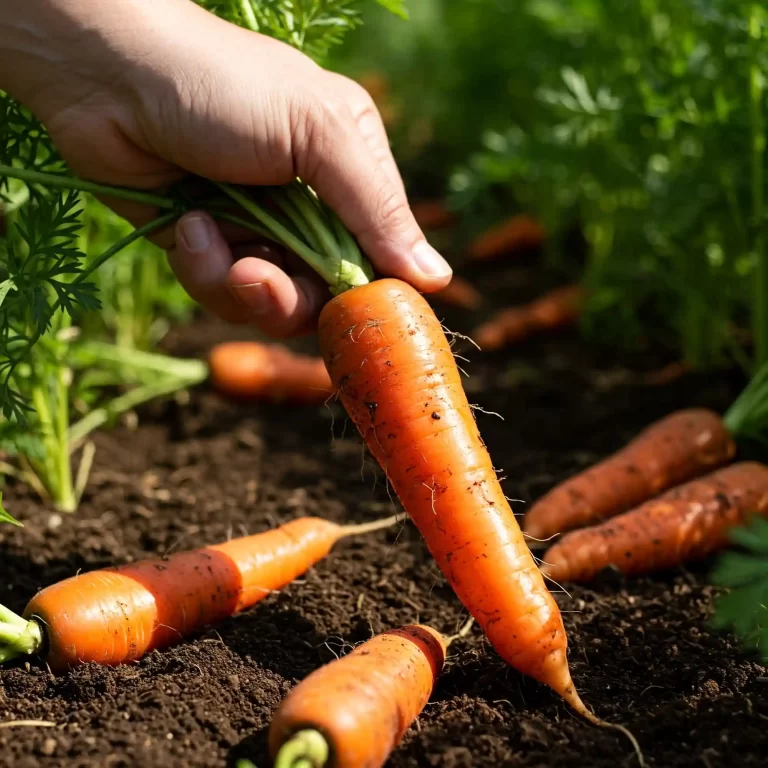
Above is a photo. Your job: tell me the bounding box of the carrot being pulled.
[469,213,546,261]
[430,275,483,311]
[268,618,474,768]
[211,184,640,752]
[0,513,401,673]
[208,341,332,403]
[523,363,768,543]
[541,462,768,583]
[472,284,582,351]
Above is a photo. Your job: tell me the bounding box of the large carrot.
[319,278,641,760]
[541,462,768,583]
[267,618,474,768]
[469,213,546,261]
[212,185,640,752]
[208,341,332,403]
[0,513,401,673]
[523,363,768,543]
[472,284,583,351]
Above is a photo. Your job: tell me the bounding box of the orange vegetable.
[0,514,401,673]
[318,278,643,758]
[469,214,546,261]
[411,200,456,231]
[541,462,768,583]
[208,341,332,403]
[430,275,483,311]
[523,409,736,543]
[472,284,583,351]
[268,619,473,768]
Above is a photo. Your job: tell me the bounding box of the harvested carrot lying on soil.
[523,362,768,543]
[541,462,768,584]
[0,513,401,672]
[430,275,483,311]
[472,283,583,351]
[469,213,546,261]
[208,341,332,403]
[411,200,456,231]
[319,278,642,761]
[268,618,474,768]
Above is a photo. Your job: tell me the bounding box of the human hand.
[0,0,452,337]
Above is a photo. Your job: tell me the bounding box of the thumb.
[291,91,452,292]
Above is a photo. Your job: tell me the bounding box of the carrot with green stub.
[267,618,475,768]
[523,363,768,543]
[210,182,642,757]
[541,462,768,583]
[0,513,402,673]
[209,341,333,403]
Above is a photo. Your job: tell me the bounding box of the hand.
[0,0,452,337]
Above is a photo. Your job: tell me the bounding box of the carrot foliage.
[711,516,768,662]
[723,362,768,450]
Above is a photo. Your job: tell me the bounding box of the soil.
[1,257,766,768]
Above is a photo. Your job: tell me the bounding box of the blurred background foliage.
[331,0,768,373]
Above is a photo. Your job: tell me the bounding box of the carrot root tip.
[0,611,43,664]
[274,729,330,768]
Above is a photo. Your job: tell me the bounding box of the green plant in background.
[711,516,768,663]
[0,0,406,523]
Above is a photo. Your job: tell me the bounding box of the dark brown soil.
[1,261,766,768]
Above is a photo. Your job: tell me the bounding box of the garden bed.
[1,263,766,768]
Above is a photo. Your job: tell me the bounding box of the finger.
[293,90,452,293]
[327,73,406,195]
[227,255,329,337]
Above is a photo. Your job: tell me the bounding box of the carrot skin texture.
[269,625,446,768]
[473,284,582,351]
[208,341,332,403]
[24,518,342,673]
[523,408,736,541]
[319,279,576,700]
[542,462,768,583]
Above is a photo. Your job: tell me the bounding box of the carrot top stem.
[723,360,768,443]
[216,181,374,295]
[0,606,43,664]
[274,728,330,768]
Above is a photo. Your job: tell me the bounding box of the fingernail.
[179,215,212,253]
[412,241,452,278]
[230,281,273,316]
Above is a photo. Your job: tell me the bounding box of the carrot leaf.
[723,360,768,448]
[374,0,408,19]
[711,516,768,662]
[0,494,21,527]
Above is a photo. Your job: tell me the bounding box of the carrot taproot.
[523,363,768,543]
[411,200,456,231]
[469,214,546,261]
[0,513,402,673]
[208,341,333,403]
[540,462,768,584]
[268,618,474,768]
[318,278,643,760]
[430,275,483,311]
[472,284,583,351]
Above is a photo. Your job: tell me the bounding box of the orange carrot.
[319,278,643,758]
[430,275,483,311]
[268,618,474,768]
[541,462,768,583]
[472,284,583,351]
[523,409,737,543]
[411,200,456,231]
[208,341,332,403]
[469,214,546,261]
[523,360,768,544]
[0,514,401,673]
